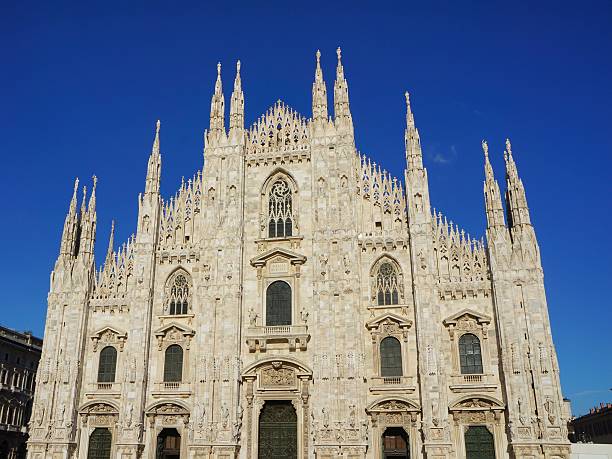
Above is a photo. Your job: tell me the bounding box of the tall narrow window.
[465,426,495,459]
[380,336,403,377]
[375,261,400,305]
[459,334,483,374]
[266,281,292,326]
[165,270,191,315]
[97,346,117,383]
[268,179,293,238]
[164,345,183,382]
[87,428,112,459]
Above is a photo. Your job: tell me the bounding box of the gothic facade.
[27,49,571,459]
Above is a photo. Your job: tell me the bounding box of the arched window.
[375,261,400,305]
[380,336,403,377]
[459,333,483,374]
[465,425,495,459]
[87,428,112,459]
[97,346,117,383]
[266,281,292,326]
[164,345,183,382]
[165,270,191,315]
[268,179,293,238]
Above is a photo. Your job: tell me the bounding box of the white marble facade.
[27,49,571,459]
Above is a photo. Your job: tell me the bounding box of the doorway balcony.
[449,373,498,392]
[369,375,416,394]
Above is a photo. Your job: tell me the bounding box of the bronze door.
[258,400,297,459]
[382,427,409,459]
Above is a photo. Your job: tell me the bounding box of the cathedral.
[27,49,571,459]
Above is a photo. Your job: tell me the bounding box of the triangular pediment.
[443,308,491,326]
[91,326,127,340]
[250,247,307,268]
[366,313,412,330]
[154,322,195,338]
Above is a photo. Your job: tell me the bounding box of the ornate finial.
[217,62,221,76]
[505,138,513,156]
[156,119,160,134]
[316,49,321,64]
[482,140,489,159]
[405,91,411,107]
[92,175,98,192]
[73,177,79,195]
[337,47,342,61]
[236,60,241,75]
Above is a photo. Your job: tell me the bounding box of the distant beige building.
[27,49,570,459]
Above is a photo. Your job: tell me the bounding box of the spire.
[312,50,328,123]
[208,62,226,142]
[229,60,245,139]
[105,220,115,267]
[59,178,80,258]
[88,175,97,214]
[404,92,423,170]
[78,176,97,259]
[482,140,506,229]
[333,47,352,130]
[504,138,532,228]
[145,120,162,195]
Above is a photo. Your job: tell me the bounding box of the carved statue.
[322,407,330,428]
[426,344,437,376]
[348,404,356,427]
[300,308,309,324]
[539,342,549,374]
[248,308,259,327]
[221,403,230,428]
[544,396,556,425]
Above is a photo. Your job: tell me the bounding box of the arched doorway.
[258,400,297,459]
[156,428,181,459]
[465,425,495,459]
[87,428,112,459]
[382,427,409,458]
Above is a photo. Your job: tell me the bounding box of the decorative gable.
[90,326,128,352]
[245,100,309,155]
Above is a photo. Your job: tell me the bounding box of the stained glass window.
[459,333,483,374]
[166,271,190,315]
[266,281,292,326]
[375,262,400,305]
[163,345,183,382]
[380,336,403,377]
[268,179,293,238]
[97,346,117,383]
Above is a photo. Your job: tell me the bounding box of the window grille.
[375,262,400,305]
[268,179,293,238]
[380,336,403,377]
[163,345,183,383]
[97,346,117,383]
[465,425,495,459]
[459,333,483,374]
[266,281,292,326]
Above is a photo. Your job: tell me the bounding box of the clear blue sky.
[1,1,610,416]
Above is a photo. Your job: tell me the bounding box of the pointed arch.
[164,268,192,315]
[370,256,404,306]
[261,169,299,239]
